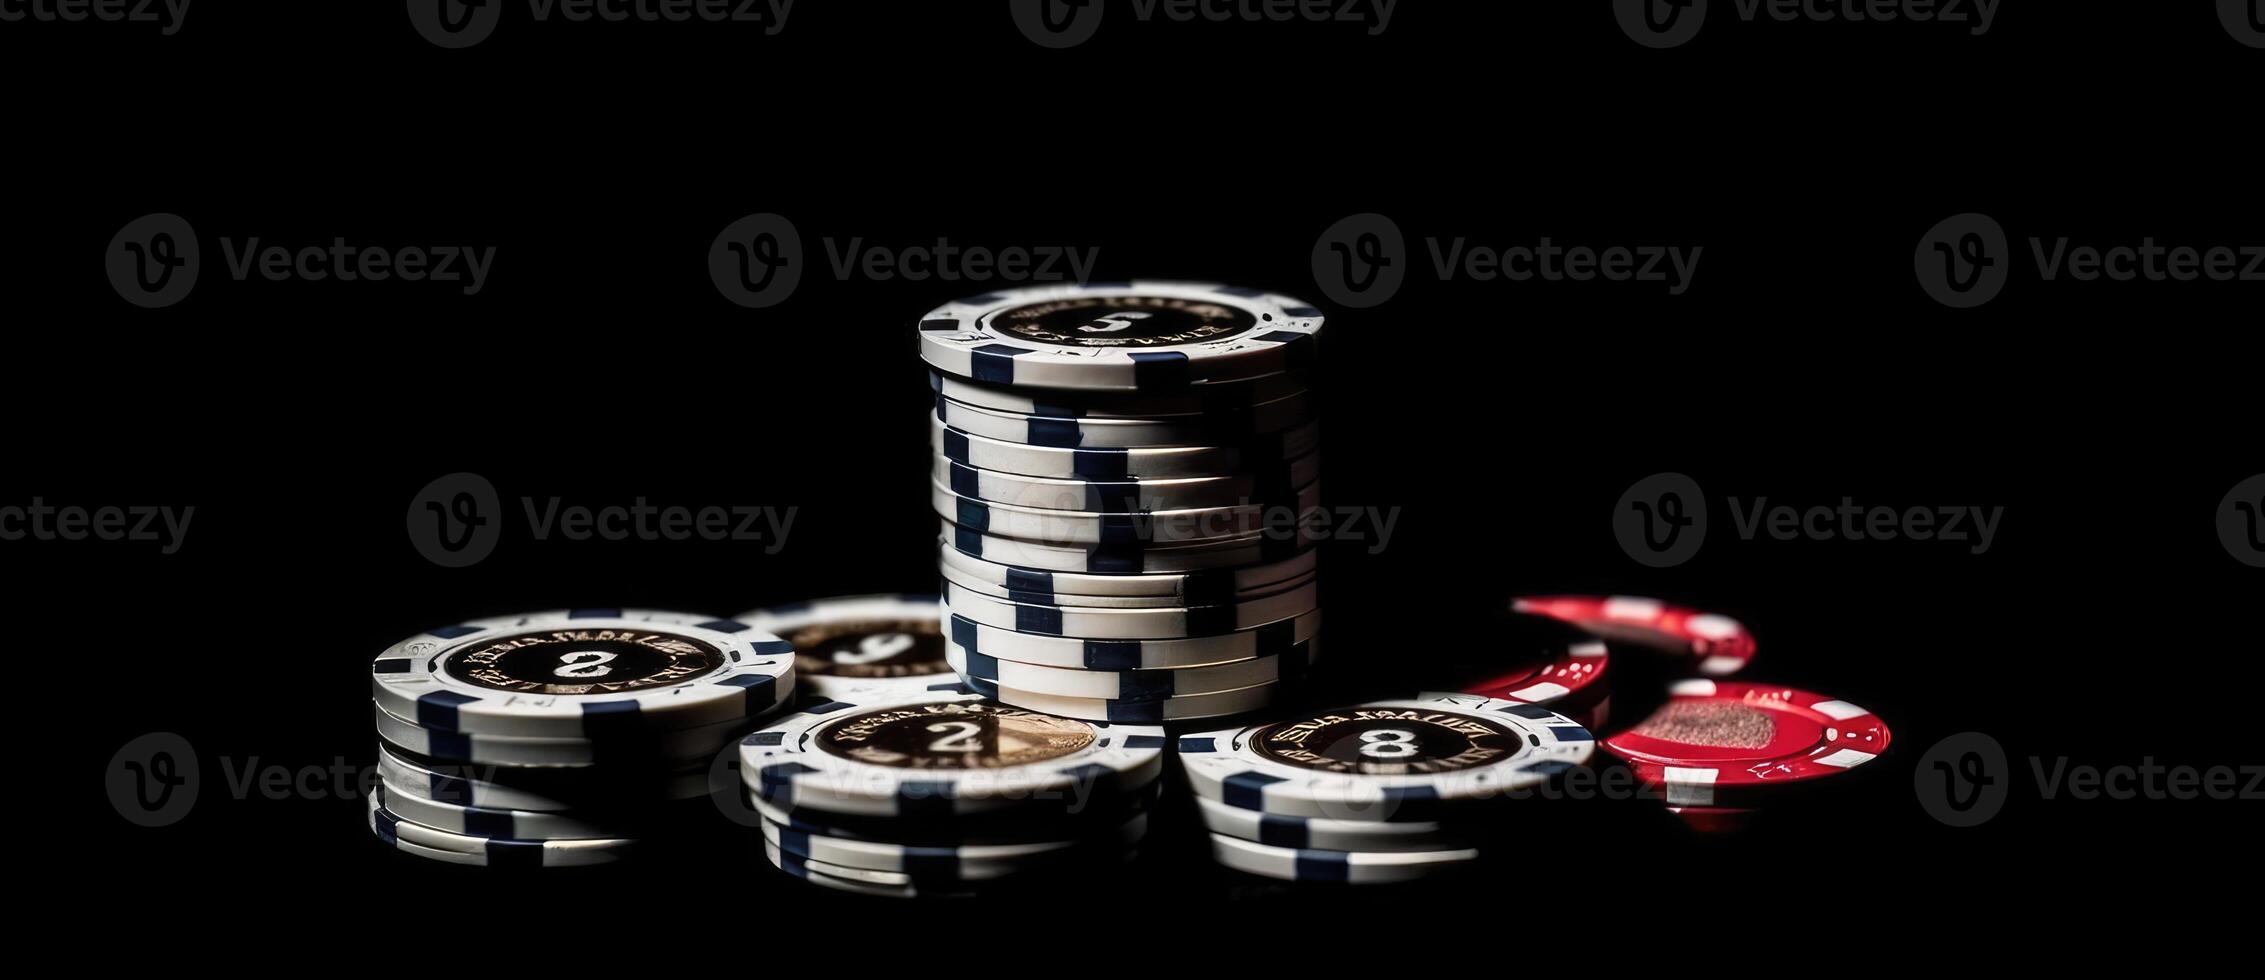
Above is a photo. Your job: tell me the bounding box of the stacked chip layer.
[364,608,797,866]
[1179,692,1595,884]
[919,281,1326,724]
[739,689,1166,897]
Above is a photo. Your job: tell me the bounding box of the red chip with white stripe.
[1602,680,1891,808]
[1462,612,1610,709]
[1512,595,1755,676]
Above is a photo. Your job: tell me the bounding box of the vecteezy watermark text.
[405,472,795,568]
[1914,213,2262,309]
[1011,0,1397,49]
[709,212,1099,309]
[1614,472,2002,567]
[1313,212,1700,309]
[0,0,191,33]
[1,499,194,554]
[106,214,497,309]
[1615,0,1999,49]
[407,0,796,49]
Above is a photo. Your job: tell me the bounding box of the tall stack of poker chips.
[918,281,1326,725]
[739,688,1166,897]
[364,609,796,867]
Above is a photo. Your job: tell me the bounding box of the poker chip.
[367,787,636,868]
[374,742,712,812]
[944,518,1308,575]
[1178,692,1596,821]
[948,609,1322,670]
[1458,613,1611,706]
[938,555,1316,610]
[1207,834,1479,884]
[761,843,980,900]
[1602,679,1891,808]
[378,776,615,840]
[1195,797,1462,853]
[934,454,1321,514]
[932,369,1312,419]
[735,594,955,698]
[368,608,796,738]
[946,635,1317,701]
[759,805,1149,880]
[932,478,1322,546]
[748,778,1162,848]
[937,533,1317,602]
[939,579,1319,640]
[933,389,1316,449]
[739,690,1168,818]
[960,675,1282,725]
[1513,595,1756,676]
[372,699,751,768]
[917,281,1324,391]
[932,414,1321,481]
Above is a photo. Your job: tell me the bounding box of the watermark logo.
[710,212,1100,308]
[1614,0,1707,49]
[1,0,192,34]
[408,0,795,49]
[710,213,803,309]
[1313,211,1701,309]
[406,0,502,47]
[1312,212,1407,309]
[407,472,502,568]
[107,213,201,309]
[2221,474,2265,568]
[1010,0,1104,48]
[1917,212,2262,308]
[1614,472,1708,568]
[406,472,800,568]
[1914,732,2008,828]
[1011,0,1395,48]
[2221,0,2265,48]
[107,732,200,828]
[1,499,195,554]
[107,213,498,307]
[1914,212,2008,308]
[1620,0,1997,47]
[1614,473,2003,567]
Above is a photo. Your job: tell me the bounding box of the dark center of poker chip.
[985,295,1260,350]
[787,619,947,679]
[1250,708,1524,776]
[442,628,728,694]
[816,702,1095,770]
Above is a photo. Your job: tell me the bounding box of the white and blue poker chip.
[931,478,1322,547]
[369,608,796,739]
[936,537,1318,603]
[932,453,1320,515]
[916,281,1324,392]
[932,388,1315,450]
[1177,692,1596,821]
[366,786,636,868]
[945,606,1321,670]
[946,634,1316,702]
[932,414,1322,482]
[738,690,1167,818]
[1207,833,1479,885]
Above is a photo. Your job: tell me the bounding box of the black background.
[9,0,2258,957]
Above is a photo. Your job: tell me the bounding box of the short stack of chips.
[1179,691,1596,884]
[919,281,1326,725]
[364,609,797,867]
[738,688,1167,897]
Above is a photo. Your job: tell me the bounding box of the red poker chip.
[1602,680,1891,808]
[1458,612,1611,717]
[1512,595,1756,676]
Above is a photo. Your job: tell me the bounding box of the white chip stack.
[917,281,1326,725]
